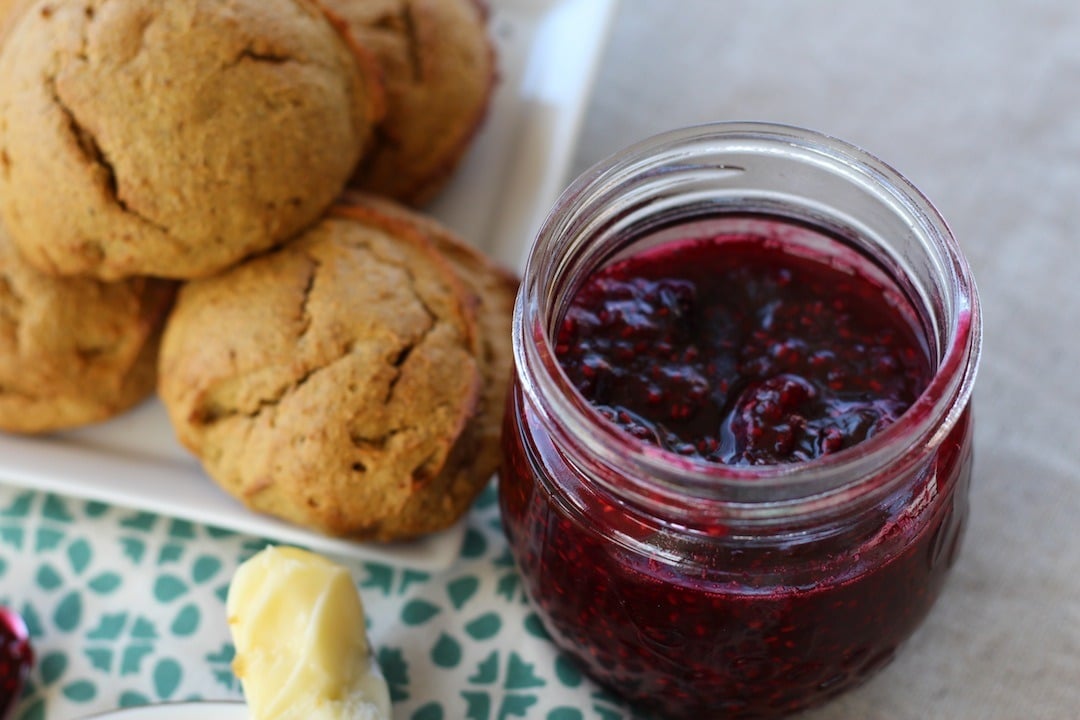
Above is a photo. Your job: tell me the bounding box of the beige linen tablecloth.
[570,2,1079,718]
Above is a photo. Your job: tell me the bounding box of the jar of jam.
[499,122,981,718]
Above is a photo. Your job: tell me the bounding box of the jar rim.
[514,121,982,516]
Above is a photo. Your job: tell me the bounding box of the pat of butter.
[226,546,392,720]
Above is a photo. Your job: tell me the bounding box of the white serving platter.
[0,0,618,572]
[84,702,248,720]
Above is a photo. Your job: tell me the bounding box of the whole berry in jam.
[555,234,930,465]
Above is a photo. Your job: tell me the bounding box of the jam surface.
[501,226,972,719]
[554,232,930,465]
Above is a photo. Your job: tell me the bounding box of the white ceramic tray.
[0,0,618,572]
[84,702,247,720]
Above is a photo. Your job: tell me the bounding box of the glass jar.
[499,122,981,719]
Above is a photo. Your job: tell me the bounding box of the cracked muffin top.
[338,192,517,509]
[0,218,175,434]
[158,200,487,541]
[324,0,496,205]
[0,0,384,280]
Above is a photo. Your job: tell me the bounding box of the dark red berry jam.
[500,417,970,718]
[554,233,930,466]
[500,222,974,719]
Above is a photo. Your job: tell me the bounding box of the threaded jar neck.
[513,122,981,529]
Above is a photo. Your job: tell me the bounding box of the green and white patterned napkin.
[0,481,656,720]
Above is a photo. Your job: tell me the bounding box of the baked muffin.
[158,201,493,541]
[0,220,175,434]
[324,0,496,205]
[0,0,384,280]
[338,192,517,504]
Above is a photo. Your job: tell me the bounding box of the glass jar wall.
[499,122,981,719]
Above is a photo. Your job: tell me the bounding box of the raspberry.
[0,607,31,720]
[727,374,817,464]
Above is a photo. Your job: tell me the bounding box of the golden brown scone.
[0,220,175,434]
[0,0,384,280]
[337,192,517,507]
[158,204,488,541]
[325,0,496,205]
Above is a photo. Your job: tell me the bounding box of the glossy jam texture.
[500,226,972,719]
[554,233,931,465]
[500,412,970,718]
